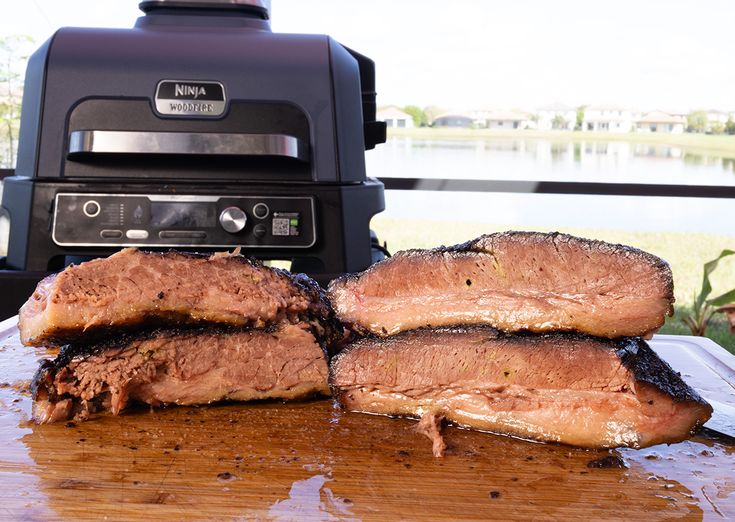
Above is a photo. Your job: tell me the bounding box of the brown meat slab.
[328,231,674,339]
[329,327,712,449]
[19,248,341,347]
[31,323,330,423]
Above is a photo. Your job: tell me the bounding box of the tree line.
[0,36,33,169]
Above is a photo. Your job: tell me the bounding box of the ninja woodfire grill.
[0,0,387,315]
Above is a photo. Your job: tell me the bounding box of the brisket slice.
[328,231,674,339]
[19,248,341,348]
[31,323,330,424]
[329,327,711,449]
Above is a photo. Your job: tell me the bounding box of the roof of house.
[377,106,412,120]
[433,112,475,121]
[636,111,686,124]
[485,110,529,122]
[585,104,631,112]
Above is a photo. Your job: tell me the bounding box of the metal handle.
[68,130,308,162]
[139,0,271,18]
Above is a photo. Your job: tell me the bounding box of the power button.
[83,200,100,217]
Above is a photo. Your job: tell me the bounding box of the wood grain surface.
[0,317,733,521]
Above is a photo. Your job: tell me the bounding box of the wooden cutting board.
[0,317,733,521]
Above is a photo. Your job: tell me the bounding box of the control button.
[252,203,270,219]
[219,206,247,233]
[253,223,267,238]
[159,231,207,239]
[100,229,123,239]
[125,229,149,240]
[83,200,100,217]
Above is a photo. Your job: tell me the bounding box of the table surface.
[0,317,733,521]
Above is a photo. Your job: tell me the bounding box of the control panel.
[52,193,316,248]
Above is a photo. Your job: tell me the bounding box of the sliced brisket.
[32,323,330,423]
[19,248,341,347]
[329,326,712,449]
[328,231,674,339]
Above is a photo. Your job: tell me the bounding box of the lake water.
[366,137,735,235]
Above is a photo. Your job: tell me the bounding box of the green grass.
[657,306,733,350]
[370,217,735,354]
[388,127,735,160]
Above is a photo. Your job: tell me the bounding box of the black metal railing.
[2,168,735,198]
[380,177,735,198]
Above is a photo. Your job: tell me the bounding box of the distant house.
[377,106,414,128]
[537,103,576,131]
[483,110,531,130]
[432,113,474,128]
[636,111,686,134]
[705,110,731,132]
[582,105,634,133]
[706,110,729,126]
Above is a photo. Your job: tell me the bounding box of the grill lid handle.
[68,130,308,162]
[139,0,270,19]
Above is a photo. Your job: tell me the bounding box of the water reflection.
[267,473,358,521]
[369,137,735,186]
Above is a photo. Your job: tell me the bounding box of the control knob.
[219,206,247,233]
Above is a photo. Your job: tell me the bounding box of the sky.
[1,0,733,112]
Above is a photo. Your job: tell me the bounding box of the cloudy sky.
[2,0,733,112]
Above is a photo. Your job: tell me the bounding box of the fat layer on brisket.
[19,248,341,347]
[328,231,674,339]
[329,326,712,449]
[32,323,330,423]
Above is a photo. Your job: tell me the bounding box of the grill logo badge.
[174,84,207,99]
[155,80,226,117]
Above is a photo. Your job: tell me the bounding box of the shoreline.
[387,128,735,158]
